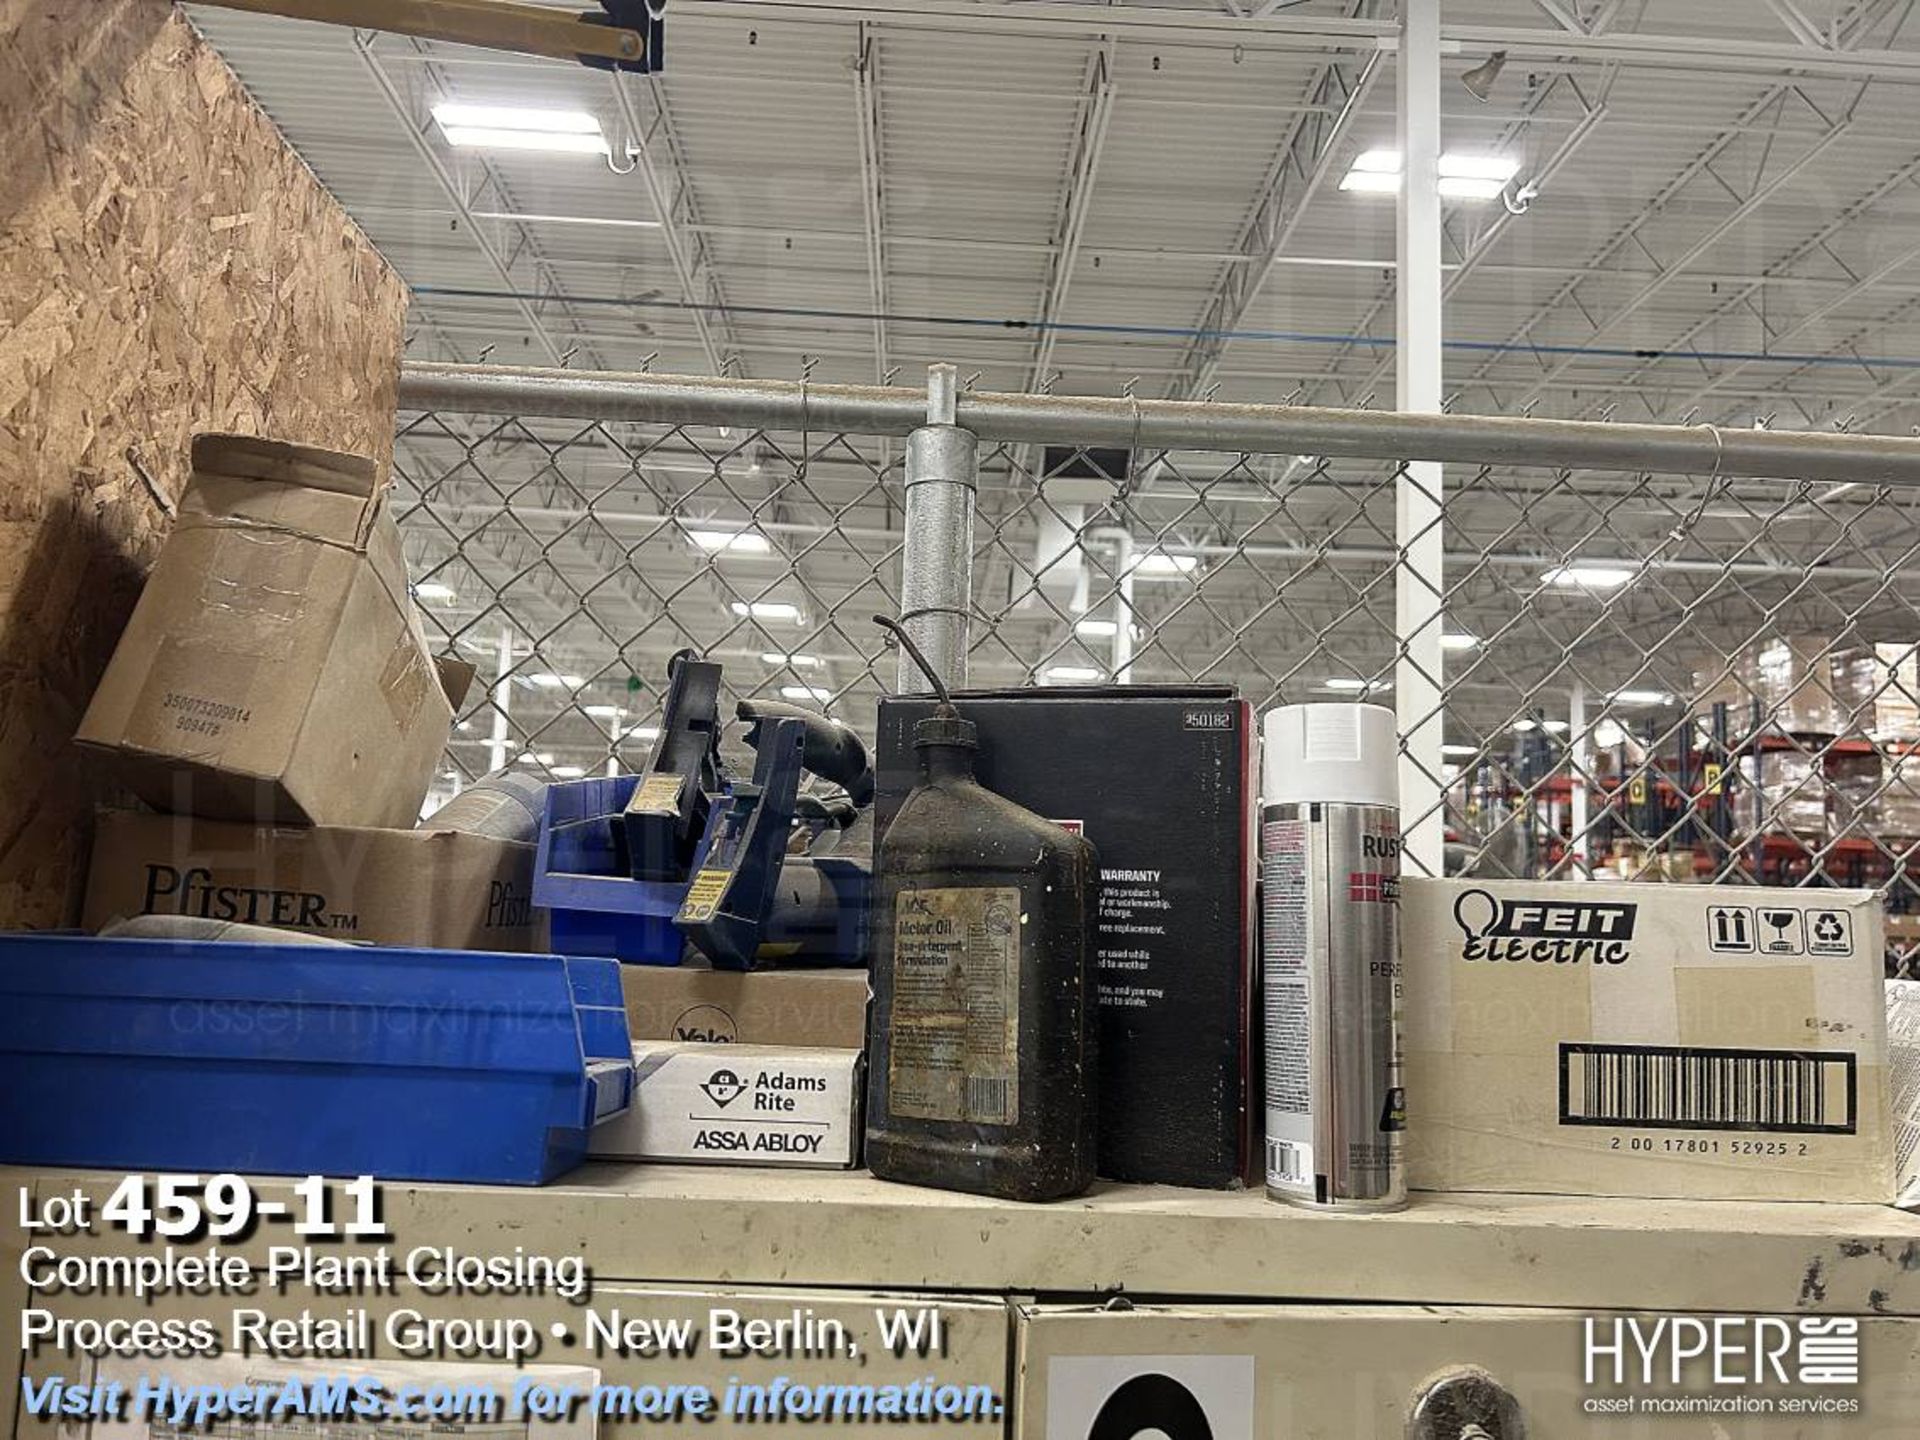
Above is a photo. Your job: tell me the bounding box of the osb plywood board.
[0,0,407,926]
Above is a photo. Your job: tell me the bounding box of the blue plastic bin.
[534,774,688,964]
[0,934,633,1185]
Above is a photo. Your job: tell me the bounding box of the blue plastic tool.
[536,771,687,963]
[0,934,632,1185]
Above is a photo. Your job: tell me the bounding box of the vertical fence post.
[1395,0,1447,876]
[896,363,978,694]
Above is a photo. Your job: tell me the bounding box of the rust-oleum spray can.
[1261,702,1404,1210]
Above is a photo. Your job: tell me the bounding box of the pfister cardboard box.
[877,687,1257,1189]
[82,809,538,951]
[76,434,470,829]
[1403,878,1913,1204]
[621,963,870,1048]
[590,1042,863,1168]
[1011,1302,1920,1438]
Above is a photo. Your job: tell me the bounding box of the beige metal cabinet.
[1013,1303,1920,1439]
[8,1164,1920,1440]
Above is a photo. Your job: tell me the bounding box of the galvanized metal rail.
[399,361,1920,487]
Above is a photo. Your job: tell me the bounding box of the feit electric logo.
[1453,887,1636,965]
[1581,1316,1861,1419]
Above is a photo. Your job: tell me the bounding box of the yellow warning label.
[1703,762,1724,792]
[632,773,682,812]
[1627,776,1648,805]
[680,867,730,923]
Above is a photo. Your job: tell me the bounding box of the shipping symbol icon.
[1806,909,1853,957]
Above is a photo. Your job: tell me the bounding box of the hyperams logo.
[1452,888,1636,965]
[1582,1316,1861,1419]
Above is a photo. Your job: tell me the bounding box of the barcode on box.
[1558,1043,1856,1135]
[966,1074,1013,1124]
[1266,1138,1310,1185]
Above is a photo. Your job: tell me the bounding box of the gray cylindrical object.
[422,770,547,843]
[397,360,1920,489]
[100,916,351,947]
[1261,702,1405,1212]
[897,423,977,695]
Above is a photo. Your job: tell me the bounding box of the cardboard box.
[75,434,470,828]
[589,1041,863,1168]
[1855,642,1920,742]
[877,688,1257,1189]
[82,809,538,950]
[1403,878,1911,1204]
[622,963,870,1047]
[1694,633,1874,738]
[1012,1301,1920,1437]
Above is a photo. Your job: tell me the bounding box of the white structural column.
[1569,682,1591,879]
[1395,0,1445,876]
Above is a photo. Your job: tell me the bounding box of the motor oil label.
[888,886,1021,1126]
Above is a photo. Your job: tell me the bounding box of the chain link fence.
[393,363,1920,978]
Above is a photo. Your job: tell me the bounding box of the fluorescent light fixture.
[1075,619,1120,638]
[1440,154,1521,182]
[731,600,804,623]
[1320,677,1376,692]
[582,704,623,718]
[1609,688,1672,706]
[551,765,586,779]
[438,126,610,156]
[1442,743,1480,758]
[1513,719,1570,734]
[456,720,474,733]
[526,672,584,689]
[1441,632,1478,650]
[689,527,772,555]
[781,685,831,703]
[625,725,661,742]
[515,751,556,766]
[1338,168,1403,194]
[762,652,822,668]
[1437,175,1507,201]
[1045,666,1103,683]
[1541,563,1636,590]
[1340,150,1519,200]
[432,102,609,155]
[433,103,601,133]
[412,581,457,602]
[1130,550,1199,578]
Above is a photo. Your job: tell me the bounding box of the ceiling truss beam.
[1028,40,1116,393]
[1165,5,1383,401]
[853,24,891,384]
[611,73,745,376]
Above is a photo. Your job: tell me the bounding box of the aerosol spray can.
[1261,702,1404,1210]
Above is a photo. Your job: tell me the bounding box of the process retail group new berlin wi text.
[13,1174,978,1422]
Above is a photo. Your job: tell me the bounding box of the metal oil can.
[865,623,1099,1202]
[1261,702,1404,1210]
